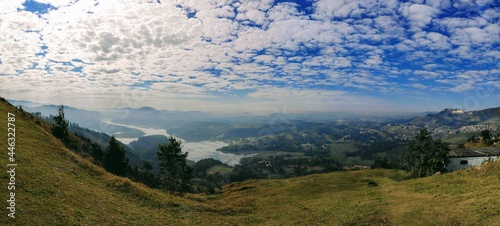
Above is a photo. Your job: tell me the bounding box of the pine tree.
[157,136,192,196]
[52,105,69,142]
[404,129,450,178]
[481,129,491,142]
[103,136,129,176]
[91,142,104,164]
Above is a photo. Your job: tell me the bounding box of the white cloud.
[412,83,428,89]
[450,82,475,93]
[245,87,392,113]
[400,3,439,31]
[1,0,498,113]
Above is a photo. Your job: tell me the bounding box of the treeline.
[31,106,191,194]
[38,105,270,195]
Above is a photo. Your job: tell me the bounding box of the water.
[102,120,250,166]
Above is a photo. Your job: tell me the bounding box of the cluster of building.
[459,125,498,133]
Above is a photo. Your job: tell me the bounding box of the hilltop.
[403,107,500,134]
[1,97,499,225]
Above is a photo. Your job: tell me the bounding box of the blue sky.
[0,0,499,114]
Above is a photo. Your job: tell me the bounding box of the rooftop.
[448,147,500,158]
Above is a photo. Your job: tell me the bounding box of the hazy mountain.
[9,99,499,143]
[111,107,223,126]
[8,99,106,130]
[405,107,500,130]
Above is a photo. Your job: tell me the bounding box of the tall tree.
[52,105,69,142]
[404,129,450,178]
[91,142,104,164]
[157,136,192,196]
[103,136,129,176]
[481,129,491,142]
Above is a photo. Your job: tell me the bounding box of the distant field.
[327,142,373,166]
[443,132,480,144]
[255,151,304,158]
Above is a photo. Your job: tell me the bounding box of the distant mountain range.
[9,99,430,124]
[8,99,500,141]
[400,107,500,134]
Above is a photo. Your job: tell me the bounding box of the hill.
[402,107,500,134]
[0,98,245,225]
[215,161,500,225]
[1,97,499,225]
[68,125,143,167]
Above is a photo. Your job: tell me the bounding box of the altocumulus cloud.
[0,0,499,113]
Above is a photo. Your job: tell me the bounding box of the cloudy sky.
[0,0,499,114]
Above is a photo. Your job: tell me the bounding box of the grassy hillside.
[0,98,243,225]
[1,97,499,225]
[209,163,499,225]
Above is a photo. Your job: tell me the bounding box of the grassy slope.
[1,98,499,225]
[212,164,499,225]
[0,99,242,225]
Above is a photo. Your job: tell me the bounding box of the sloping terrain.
[0,98,241,225]
[210,163,499,225]
[1,97,499,225]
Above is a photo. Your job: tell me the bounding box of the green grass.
[254,151,304,158]
[443,132,480,145]
[328,142,358,161]
[210,164,499,225]
[327,142,374,166]
[0,99,226,225]
[1,98,499,225]
[208,165,233,174]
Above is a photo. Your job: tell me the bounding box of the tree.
[404,129,450,178]
[481,129,491,142]
[157,136,192,196]
[52,105,69,142]
[193,158,225,178]
[137,161,159,188]
[103,136,129,176]
[229,164,261,182]
[91,142,104,164]
[372,157,389,169]
[142,161,153,171]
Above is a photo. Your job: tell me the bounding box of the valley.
[1,98,499,225]
[10,99,500,180]
[102,119,252,166]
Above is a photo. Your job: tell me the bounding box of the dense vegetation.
[403,129,450,178]
[157,136,193,195]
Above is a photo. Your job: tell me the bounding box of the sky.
[0,0,499,115]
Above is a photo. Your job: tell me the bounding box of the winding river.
[102,120,249,166]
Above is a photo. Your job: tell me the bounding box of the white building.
[447,147,500,171]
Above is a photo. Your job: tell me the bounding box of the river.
[102,120,249,166]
